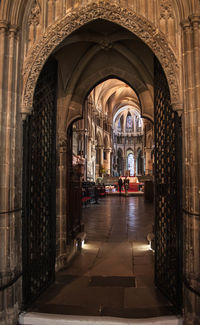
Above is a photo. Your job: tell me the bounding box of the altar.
[119,176,144,192]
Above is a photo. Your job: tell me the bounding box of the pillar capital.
[97,145,104,149]
[21,109,31,121]
[189,15,200,28]
[105,147,112,152]
[8,25,19,38]
[181,19,191,32]
[57,131,67,148]
[171,102,183,116]
[0,20,8,30]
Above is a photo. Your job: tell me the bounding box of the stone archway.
[22,1,182,119]
[21,2,184,314]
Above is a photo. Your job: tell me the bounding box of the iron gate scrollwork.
[22,58,57,307]
[154,57,182,310]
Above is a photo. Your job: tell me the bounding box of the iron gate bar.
[154,56,182,311]
[22,58,57,308]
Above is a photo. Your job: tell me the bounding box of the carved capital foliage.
[28,0,41,26]
[22,1,180,116]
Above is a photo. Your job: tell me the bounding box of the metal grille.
[154,57,182,310]
[22,58,57,307]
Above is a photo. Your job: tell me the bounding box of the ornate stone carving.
[22,1,180,116]
[160,0,174,19]
[57,132,67,148]
[98,37,113,50]
[28,0,41,26]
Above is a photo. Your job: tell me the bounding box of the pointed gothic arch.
[22,2,181,119]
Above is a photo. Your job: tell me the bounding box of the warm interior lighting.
[134,243,150,252]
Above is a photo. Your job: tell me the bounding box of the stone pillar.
[122,156,126,176]
[104,148,112,175]
[145,148,152,175]
[99,145,104,166]
[134,157,137,175]
[0,22,22,325]
[181,17,200,324]
[56,132,67,270]
[87,138,92,162]
[92,144,96,180]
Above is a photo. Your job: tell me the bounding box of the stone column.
[145,148,152,174]
[87,137,92,162]
[86,137,92,179]
[181,17,200,324]
[56,132,68,270]
[104,148,112,175]
[0,23,22,325]
[122,156,126,176]
[99,145,104,167]
[134,157,137,175]
[92,143,96,180]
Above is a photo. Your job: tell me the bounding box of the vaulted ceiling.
[89,79,141,123]
[55,19,154,121]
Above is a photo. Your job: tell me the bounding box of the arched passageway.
[22,18,182,321]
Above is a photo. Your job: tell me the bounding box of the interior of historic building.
[0,1,200,325]
[72,78,153,182]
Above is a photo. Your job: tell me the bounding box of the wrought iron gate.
[22,58,57,307]
[66,125,82,244]
[154,57,182,310]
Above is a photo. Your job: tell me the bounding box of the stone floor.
[30,196,177,319]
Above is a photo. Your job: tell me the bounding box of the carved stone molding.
[181,19,191,31]
[171,102,183,116]
[181,16,200,31]
[160,0,174,19]
[0,20,8,30]
[57,132,67,148]
[189,14,200,28]
[28,0,41,26]
[98,37,113,50]
[22,1,180,117]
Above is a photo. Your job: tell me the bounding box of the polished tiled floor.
[31,196,176,318]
